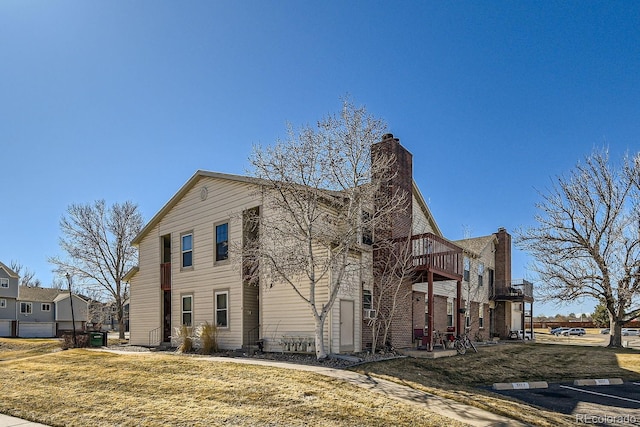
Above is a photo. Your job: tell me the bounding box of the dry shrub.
[198,322,219,354]
[174,325,195,353]
[61,333,90,349]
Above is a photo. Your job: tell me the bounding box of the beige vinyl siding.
[330,254,362,353]
[130,176,260,349]
[260,271,330,352]
[412,194,435,235]
[164,177,259,350]
[129,224,162,346]
[413,281,457,298]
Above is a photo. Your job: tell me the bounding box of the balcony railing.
[490,279,534,300]
[160,262,171,291]
[410,232,463,279]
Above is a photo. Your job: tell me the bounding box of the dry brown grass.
[0,349,466,427]
[351,342,640,427]
[0,338,60,362]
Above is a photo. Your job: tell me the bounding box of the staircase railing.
[246,324,261,350]
[148,327,162,347]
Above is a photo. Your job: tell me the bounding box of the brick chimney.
[370,134,415,350]
[494,227,512,286]
[371,133,413,239]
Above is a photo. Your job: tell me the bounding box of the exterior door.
[340,300,354,352]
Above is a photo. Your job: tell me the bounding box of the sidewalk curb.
[492,381,548,390]
[573,378,623,386]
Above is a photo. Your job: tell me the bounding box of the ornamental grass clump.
[174,325,195,353]
[198,322,219,354]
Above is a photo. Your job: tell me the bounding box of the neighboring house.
[89,299,129,332]
[127,134,529,352]
[448,228,535,341]
[15,286,88,338]
[0,261,19,337]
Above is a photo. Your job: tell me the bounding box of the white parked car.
[515,330,534,340]
[560,328,586,336]
[622,328,640,336]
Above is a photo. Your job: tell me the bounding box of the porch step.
[152,342,174,351]
[243,344,261,356]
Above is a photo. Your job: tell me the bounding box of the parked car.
[622,328,640,336]
[560,328,586,336]
[600,328,610,334]
[510,330,534,340]
[551,327,571,336]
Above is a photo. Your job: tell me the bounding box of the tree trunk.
[608,319,623,347]
[314,315,327,360]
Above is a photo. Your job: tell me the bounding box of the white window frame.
[447,300,454,327]
[0,278,8,288]
[0,298,6,308]
[181,232,194,269]
[20,302,32,314]
[463,257,470,282]
[478,262,485,287]
[479,303,484,328]
[181,295,193,326]
[214,290,229,329]
[41,303,51,312]
[362,289,372,310]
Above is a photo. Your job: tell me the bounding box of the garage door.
[0,320,11,337]
[18,322,56,338]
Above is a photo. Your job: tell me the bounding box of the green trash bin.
[90,332,105,347]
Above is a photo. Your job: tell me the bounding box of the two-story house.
[128,134,527,353]
[0,261,19,337]
[16,286,89,337]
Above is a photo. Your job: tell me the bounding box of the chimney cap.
[382,133,399,142]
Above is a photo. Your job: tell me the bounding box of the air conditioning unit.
[363,309,377,319]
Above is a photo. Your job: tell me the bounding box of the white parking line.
[560,385,640,404]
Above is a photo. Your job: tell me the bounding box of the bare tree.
[49,200,143,339]
[9,261,41,287]
[516,148,640,347]
[244,98,407,359]
[367,234,415,353]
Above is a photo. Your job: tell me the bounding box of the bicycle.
[453,333,477,355]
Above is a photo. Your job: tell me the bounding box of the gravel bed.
[107,344,403,368]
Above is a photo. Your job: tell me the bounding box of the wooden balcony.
[160,262,171,291]
[410,233,463,281]
[490,279,534,302]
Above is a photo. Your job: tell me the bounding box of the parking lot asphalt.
[491,381,640,422]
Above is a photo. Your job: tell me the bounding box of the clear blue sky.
[2,1,639,316]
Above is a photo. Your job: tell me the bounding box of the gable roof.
[133,170,445,246]
[131,171,263,245]
[454,234,498,258]
[18,286,63,302]
[0,261,19,279]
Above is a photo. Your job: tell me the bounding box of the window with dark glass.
[463,257,470,282]
[182,295,193,326]
[478,262,484,287]
[216,223,228,261]
[181,233,193,268]
[362,290,372,310]
[361,211,373,246]
[215,291,228,328]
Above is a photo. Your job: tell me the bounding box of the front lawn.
[0,349,465,427]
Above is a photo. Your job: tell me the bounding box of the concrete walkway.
[2,349,526,427]
[197,355,527,427]
[0,414,48,427]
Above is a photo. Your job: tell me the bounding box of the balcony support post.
[427,270,434,352]
[456,279,463,337]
